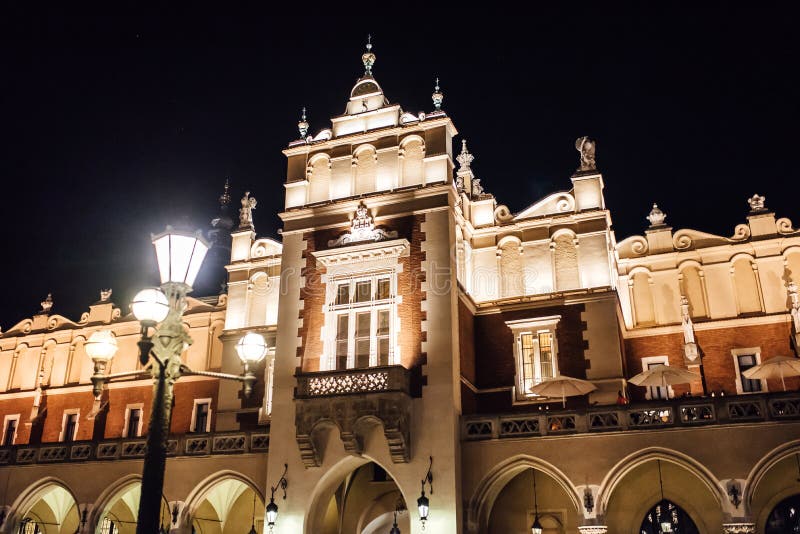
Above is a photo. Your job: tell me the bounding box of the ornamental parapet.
[0,430,269,466]
[294,365,413,467]
[462,391,800,440]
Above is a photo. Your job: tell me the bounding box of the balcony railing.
[0,430,269,466]
[462,391,800,441]
[295,365,411,398]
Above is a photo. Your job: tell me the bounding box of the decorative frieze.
[722,523,755,534]
[578,526,608,534]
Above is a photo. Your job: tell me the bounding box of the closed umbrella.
[528,375,597,408]
[742,355,800,391]
[628,365,701,399]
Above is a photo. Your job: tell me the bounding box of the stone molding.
[722,523,756,534]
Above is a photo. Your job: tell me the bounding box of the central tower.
[268,41,464,533]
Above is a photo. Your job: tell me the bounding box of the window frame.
[323,270,399,371]
[732,347,767,394]
[123,403,144,438]
[59,409,80,442]
[2,414,20,446]
[506,316,561,402]
[640,356,673,400]
[190,398,212,433]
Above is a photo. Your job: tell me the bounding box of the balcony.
[294,365,413,467]
[462,391,800,441]
[0,430,270,466]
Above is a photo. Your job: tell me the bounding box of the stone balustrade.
[0,430,269,466]
[462,391,800,440]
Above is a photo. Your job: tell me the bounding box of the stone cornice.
[313,239,410,268]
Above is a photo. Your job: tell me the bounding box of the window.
[325,272,398,370]
[191,399,212,433]
[124,405,144,438]
[732,348,766,394]
[506,316,560,401]
[2,414,19,446]
[641,356,671,400]
[18,519,41,534]
[100,518,117,534]
[60,410,79,442]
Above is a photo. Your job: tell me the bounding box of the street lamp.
[417,456,433,529]
[531,469,542,534]
[87,226,270,534]
[265,464,288,532]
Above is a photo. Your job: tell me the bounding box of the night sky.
[1,8,797,330]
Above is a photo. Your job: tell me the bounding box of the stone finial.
[432,77,443,110]
[457,139,474,172]
[298,107,309,138]
[362,34,376,75]
[239,191,257,229]
[647,203,667,227]
[40,293,53,314]
[219,178,231,208]
[747,193,766,213]
[575,136,597,172]
[100,289,112,302]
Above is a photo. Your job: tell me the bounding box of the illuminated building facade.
[1,44,800,534]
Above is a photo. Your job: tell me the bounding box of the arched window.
[639,499,699,534]
[308,156,331,204]
[765,494,800,533]
[499,238,524,298]
[553,234,580,291]
[400,138,424,186]
[355,146,377,195]
[680,266,707,318]
[632,272,656,326]
[732,257,762,314]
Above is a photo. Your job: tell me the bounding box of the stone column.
[722,523,756,533]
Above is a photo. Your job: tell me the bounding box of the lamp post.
[88,227,270,534]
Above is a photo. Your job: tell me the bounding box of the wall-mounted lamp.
[417,456,433,529]
[266,464,288,532]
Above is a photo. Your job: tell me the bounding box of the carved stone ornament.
[100,289,112,302]
[40,293,53,314]
[747,193,766,212]
[577,527,609,534]
[789,282,800,334]
[647,203,667,227]
[239,191,257,229]
[457,139,474,172]
[298,107,309,138]
[722,523,755,534]
[328,202,398,247]
[432,77,443,110]
[575,136,597,172]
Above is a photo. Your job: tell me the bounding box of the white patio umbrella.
[528,375,597,408]
[742,355,800,391]
[628,365,701,398]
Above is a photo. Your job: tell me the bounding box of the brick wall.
[297,214,426,371]
[471,303,587,413]
[624,321,798,400]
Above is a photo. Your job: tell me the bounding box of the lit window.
[732,348,766,394]
[60,411,79,442]
[325,272,398,370]
[124,406,143,438]
[2,415,19,446]
[100,518,117,534]
[506,316,560,401]
[191,400,212,433]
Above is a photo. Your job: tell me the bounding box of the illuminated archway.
[185,474,264,534]
[9,479,79,534]
[93,480,170,534]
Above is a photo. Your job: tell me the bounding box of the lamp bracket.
[270,463,289,500]
[421,456,434,495]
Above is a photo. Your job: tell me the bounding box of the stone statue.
[40,293,53,314]
[575,136,597,172]
[239,191,257,229]
[747,194,766,213]
[100,289,112,302]
[647,203,667,227]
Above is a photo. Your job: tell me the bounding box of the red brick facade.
[297,214,427,372]
[624,320,799,400]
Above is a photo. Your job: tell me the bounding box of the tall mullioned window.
[326,272,397,370]
[507,316,561,401]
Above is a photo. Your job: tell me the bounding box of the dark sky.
[1,8,797,330]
